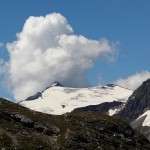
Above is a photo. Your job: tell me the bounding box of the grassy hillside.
[0,98,150,150]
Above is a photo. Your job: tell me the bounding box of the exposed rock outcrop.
[73,101,123,115]
[116,79,150,141]
[116,79,150,123]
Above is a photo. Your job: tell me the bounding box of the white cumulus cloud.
[6,13,117,101]
[0,42,7,74]
[114,71,150,90]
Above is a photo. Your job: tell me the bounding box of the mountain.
[1,98,150,149]
[51,81,63,87]
[26,81,63,100]
[73,101,124,115]
[19,83,133,115]
[116,79,150,140]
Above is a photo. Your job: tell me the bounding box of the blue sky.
[0,0,150,101]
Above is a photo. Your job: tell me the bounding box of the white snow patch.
[108,109,119,116]
[136,110,150,127]
[19,85,133,115]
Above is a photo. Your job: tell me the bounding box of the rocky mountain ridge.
[116,79,150,140]
[19,82,132,115]
[73,101,123,116]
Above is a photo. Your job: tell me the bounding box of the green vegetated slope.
[0,98,150,150]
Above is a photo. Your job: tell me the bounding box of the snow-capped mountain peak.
[51,81,63,87]
[19,84,133,115]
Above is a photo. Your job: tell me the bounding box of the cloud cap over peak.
[5,13,118,101]
[114,71,150,90]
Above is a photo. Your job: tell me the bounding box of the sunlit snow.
[19,85,133,115]
[108,109,119,116]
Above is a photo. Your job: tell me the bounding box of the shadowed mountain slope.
[0,98,150,150]
[116,79,150,141]
[116,79,150,123]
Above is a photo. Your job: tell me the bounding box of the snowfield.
[19,84,133,115]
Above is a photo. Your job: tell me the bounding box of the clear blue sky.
[0,0,150,100]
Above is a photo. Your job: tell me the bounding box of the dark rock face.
[51,81,63,87]
[115,79,150,141]
[116,79,150,123]
[1,98,150,149]
[107,84,116,87]
[73,101,123,114]
[44,81,63,91]
[25,81,63,101]
[131,117,150,141]
[11,113,34,127]
[26,92,42,101]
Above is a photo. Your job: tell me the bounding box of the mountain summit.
[19,84,133,115]
[51,81,63,87]
[25,81,63,101]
